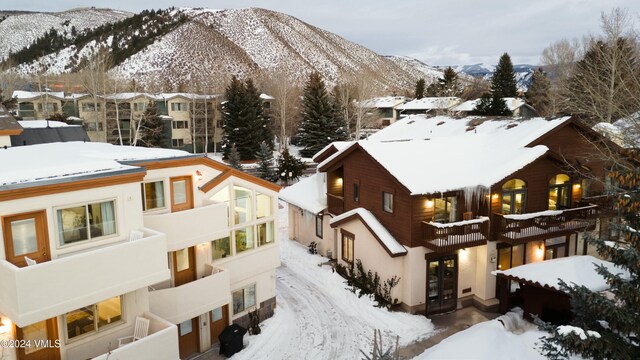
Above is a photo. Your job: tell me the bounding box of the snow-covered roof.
[279,173,327,214]
[18,120,76,128]
[12,90,65,100]
[492,255,627,292]
[0,142,191,188]
[319,116,571,195]
[452,97,526,112]
[260,93,275,100]
[396,97,461,111]
[311,141,353,162]
[330,208,407,256]
[102,92,155,101]
[359,96,408,109]
[154,93,218,101]
[65,93,89,100]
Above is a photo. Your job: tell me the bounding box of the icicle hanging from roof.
[463,185,490,212]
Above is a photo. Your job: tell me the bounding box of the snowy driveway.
[231,204,433,360]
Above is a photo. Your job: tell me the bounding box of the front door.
[3,211,51,267]
[210,305,229,345]
[173,247,196,287]
[15,318,61,360]
[426,255,458,315]
[178,318,200,359]
[170,176,194,213]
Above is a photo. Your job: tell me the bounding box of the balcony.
[493,205,598,245]
[91,312,179,360]
[0,228,170,327]
[422,217,489,252]
[576,195,617,217]
[327,194,344,215]
[149,265,231,324]
[143,200,229,251]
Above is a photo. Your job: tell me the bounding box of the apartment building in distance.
[0,141,280,360]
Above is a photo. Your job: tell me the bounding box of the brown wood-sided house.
[281,114,617,316]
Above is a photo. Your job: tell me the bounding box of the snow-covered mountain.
[0,7,132,60]
[447,63,536,91]
[383,56,443,83]
[4,7,442,92]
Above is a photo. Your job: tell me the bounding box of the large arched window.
[549,174,571,210]
[501,179,527,215]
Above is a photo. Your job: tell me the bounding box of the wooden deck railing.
[493,205,598,244]
[576,195,617,217]
[327,193,344,215]
[422,217,489,252]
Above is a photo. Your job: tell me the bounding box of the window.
[38,102,58,112]
[382,108,393,118]
[232,284,256,314]
[81,103,101,112]
[256,193,272,218]
[353,183,360,203]
[548,174,571,210]
[341,231,354,264]
[172,120,188,129]
[141,181,165,211]
[212,236,230,260]
[497,243,525,270]
[172,139,184,147]
[65,296,122,340]
[544,236,567,260]
[434,197,456,223]
[257,221,274,246]
[235,226,254,253]
[382,192,394,213]
[315,215,323,238]
[57,200,117,245]
[179,320,192,336]
[501,179,527,215]
[262,101,271,109]
[171,102,187,111]
[133,102,146,112]
[84,122,98,131]
[234,186,252,224]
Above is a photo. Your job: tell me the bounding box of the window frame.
[232,284,257,315]
[382,191,394,214]
[341,230,354,265]
[55,199,118,248]
[141,180,166,212]
[172,138,185,147]
[353,181,360,203]
[64,295,124,343]
[315,215,323,239]
[171,102,187,112]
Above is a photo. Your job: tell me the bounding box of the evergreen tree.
[277,148,306,185]
[526,68,552,117]
[256,141,277,182]
[298,72,346,158]
[414,78,425,99]
[227,143,243,170]
[492,53,518,98]
[222,77,273,161]
[138,101,165,148]
[538,165,640,360]
[438,67,462,96]
[471,93,512,116]
[0,87,17,110]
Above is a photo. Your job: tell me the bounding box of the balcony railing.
[327,193,344,215]
[576,195,617,217]
[0,228,170,327]
[143,200,229,251]
[493,205,598,244]
[422,217,489,252]
[149,265,231,324]
[91,312,179,360]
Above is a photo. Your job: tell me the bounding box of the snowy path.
[231,203,433,360]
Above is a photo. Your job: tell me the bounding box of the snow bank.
[415,310,547,360]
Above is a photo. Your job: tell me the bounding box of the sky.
[5,0,640,66]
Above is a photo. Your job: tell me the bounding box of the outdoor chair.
[117,316,150,347]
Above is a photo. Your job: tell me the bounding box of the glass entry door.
[426,255,458,315]
[16,318,61,360]
[170,176,193,213]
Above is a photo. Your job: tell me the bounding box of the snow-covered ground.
[231,202,434,359]
[414,309,548,360]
